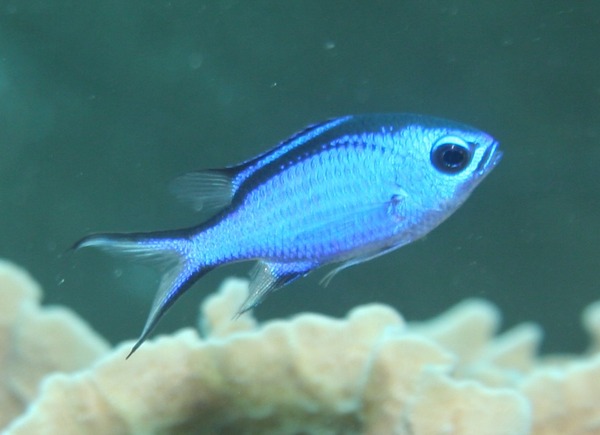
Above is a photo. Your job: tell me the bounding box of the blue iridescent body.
[75,113,502,356]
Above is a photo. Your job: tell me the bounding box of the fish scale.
[229,146,388,257]
[74,113,502,357]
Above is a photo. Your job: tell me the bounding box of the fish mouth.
[476,141,503,176]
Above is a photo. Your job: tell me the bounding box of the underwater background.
[0,1,598,353]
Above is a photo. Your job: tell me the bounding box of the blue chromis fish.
[74,113,502,357]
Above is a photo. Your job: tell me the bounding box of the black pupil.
[442,146,465,167]
[431,143,471,174]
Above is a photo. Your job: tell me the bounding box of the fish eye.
[430,136,472,174]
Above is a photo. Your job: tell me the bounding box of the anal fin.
[236,260,316,317]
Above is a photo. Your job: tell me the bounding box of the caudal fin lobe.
[73,231,209,358]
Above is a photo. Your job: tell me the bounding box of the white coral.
[1,260,599,434]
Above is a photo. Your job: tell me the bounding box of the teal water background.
[0,1,598,353]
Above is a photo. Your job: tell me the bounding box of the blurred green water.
[0,1,598,353]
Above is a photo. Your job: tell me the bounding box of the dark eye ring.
[431,137,472,174]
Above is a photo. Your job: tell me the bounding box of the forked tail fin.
[73,231,210,358]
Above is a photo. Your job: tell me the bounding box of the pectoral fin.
[291,188,408,244]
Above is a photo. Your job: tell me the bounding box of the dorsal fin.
[169,117,352,212]
[169,169,235,212]
[228,117,351,189]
